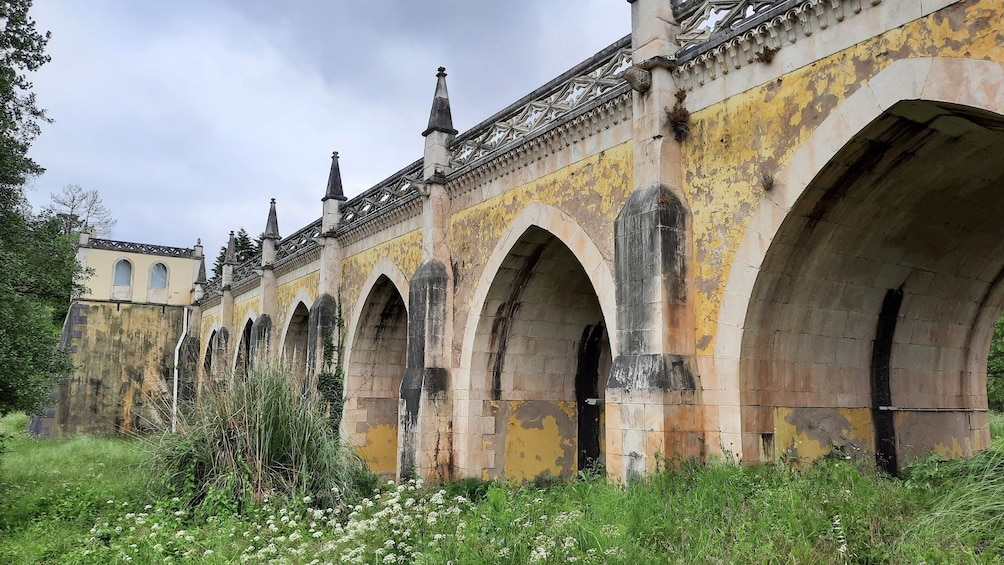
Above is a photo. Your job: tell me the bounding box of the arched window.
[150,263,168,289]
[113,259,132,286]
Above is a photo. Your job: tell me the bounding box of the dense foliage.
[0,0,50,203]
[0,0,83,417]
[987,315,1004,411]
[0,210,80,416]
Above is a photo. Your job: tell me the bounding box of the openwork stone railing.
[275,219,323,267]
[88,238,194,258]
[334,160,424,235]
[673,0,881,89]
[450,39,632,172]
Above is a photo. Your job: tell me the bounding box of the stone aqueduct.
[187,0,1004,482]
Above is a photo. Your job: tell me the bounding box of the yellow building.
[43,232,205,436]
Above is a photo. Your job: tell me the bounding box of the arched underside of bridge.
[234,319,253,379]
[470,226,611,481]
[740,99,1004,470]
[346,275,408,479]
[282,302,310,376]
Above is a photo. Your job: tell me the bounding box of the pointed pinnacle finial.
[196,256,207,284]
[264,198,280,240]
[323,150,347,202]
[423,66,458,137]
[224,230,237,265]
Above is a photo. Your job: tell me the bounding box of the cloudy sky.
[24,1,629,257]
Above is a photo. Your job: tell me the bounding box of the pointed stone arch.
[233,316,256,378]
[344,257,411,367]
[713,57,1004,466]
[456,202,616,480]
[280,300,312,377]
[203,326,229,387]
[344,264,410,479]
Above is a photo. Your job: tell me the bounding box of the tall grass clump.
[147,359,375,512]
[990,410,1004,439]
[898,443,1004,560]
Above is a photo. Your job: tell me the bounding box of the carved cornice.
[274,245,321,278]
[448,92,632,196]
[334,194,422,248]
[673,0,881,90]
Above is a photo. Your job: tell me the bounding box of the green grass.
[3,413,1004,563]
[0,413,149,564]
[991,411,1004,439]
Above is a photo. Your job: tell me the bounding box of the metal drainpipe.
[172,306,189,433]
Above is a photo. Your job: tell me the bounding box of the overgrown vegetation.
[316,296,346,430]
[986,314,1004,411]
[145,360,374,514]
[0,0,85,422]
[2,411,1004,563]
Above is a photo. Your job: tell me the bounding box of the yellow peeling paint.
[451,142,632,339]
[60,302,187,435]
[340,230,423,317]
[688,1,1004,353]
[276,271,319,330]
[357,423,399,478]
[199,310,222,358]
[774,407,873,464]
[502,400,576,482]
[233,296,261,329]
[930,433,985,460]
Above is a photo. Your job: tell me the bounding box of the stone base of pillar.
[605,353,704,482]
[399,367,453,483]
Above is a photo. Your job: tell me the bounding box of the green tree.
[210,227,262,279]
[0,0,80,417]
[1,0,51,209]
[0,211,80,415]
[987,314,1004,412]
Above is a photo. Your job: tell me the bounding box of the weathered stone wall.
[697,0,1004,465]
[57,301,191,435]
[173,0,1004,480]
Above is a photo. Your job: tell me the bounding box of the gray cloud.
[26,1,628,257]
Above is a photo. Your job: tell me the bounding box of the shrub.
[145,359,375,512]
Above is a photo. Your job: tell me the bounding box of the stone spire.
[323,151,347,202]
[262,199,279,266]
[422,67,458,138]
[264,198,280,240]
[196,256,207,284]
[224,230,237,265]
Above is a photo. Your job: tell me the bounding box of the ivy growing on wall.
[316,295,346,432]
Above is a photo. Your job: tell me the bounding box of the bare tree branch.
[42,183,116,236]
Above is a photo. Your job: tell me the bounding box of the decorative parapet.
[333,159,425,237]
[275,219,322,268]
[672,0,881,89]
[231,259,260,289]
[450,37,632,173]
[86,238,195,258]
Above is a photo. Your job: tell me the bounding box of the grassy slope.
[1,413,1002,564]
[0,414,149,564]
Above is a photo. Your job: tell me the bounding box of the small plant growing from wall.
[317,295,346,432]
[760,168,776,191]
[754,45,779,64]
[667,89,691,142]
